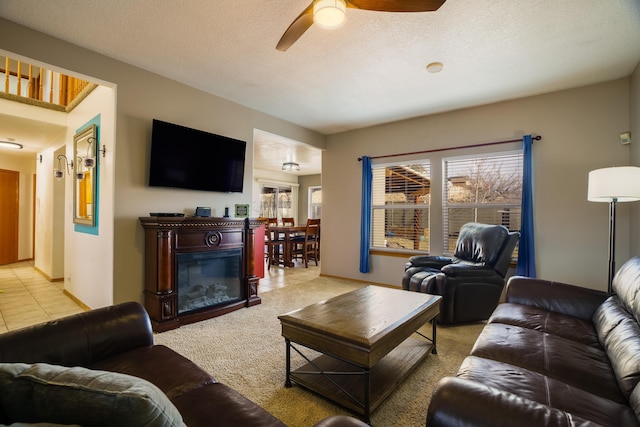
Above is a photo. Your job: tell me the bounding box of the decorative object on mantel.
[235,204,249,218]
[195,207,211,217]
[139,216,263,332]
[588,166,640,294]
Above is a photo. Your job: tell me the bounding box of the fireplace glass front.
[177,249,242,314]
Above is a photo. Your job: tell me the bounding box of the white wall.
[33,144,66,280]
[63,85,116,308]
[322,79,634,291]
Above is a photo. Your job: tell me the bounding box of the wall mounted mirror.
[73,124,98,226]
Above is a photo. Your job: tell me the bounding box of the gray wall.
[322,78,637,291]
[631,63,640,255]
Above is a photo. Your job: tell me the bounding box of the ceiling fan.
[276,0,447,51]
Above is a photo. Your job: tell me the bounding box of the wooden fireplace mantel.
[139,216,262,332]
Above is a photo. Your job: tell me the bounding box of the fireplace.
[177,249,242,314]
[139,217,262,332]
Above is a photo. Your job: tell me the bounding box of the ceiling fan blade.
[346,0,446,12]
[276,3,315,51]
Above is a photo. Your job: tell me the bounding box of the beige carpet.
[154,276,484,427]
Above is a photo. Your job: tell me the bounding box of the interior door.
[0,169,19,265]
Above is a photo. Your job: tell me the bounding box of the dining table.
[269,225,306,267]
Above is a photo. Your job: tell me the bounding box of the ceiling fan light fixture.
[313,0,347,29]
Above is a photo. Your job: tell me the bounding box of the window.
[443,152,522,254]
[308,186,322,219]
[371,162,431,251]
[259,185,294,221]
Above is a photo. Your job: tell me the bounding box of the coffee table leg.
[432,318,438,354]
[285,338,292,387]
[364,368,371,424]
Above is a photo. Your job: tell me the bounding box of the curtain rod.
[357,135,541,161]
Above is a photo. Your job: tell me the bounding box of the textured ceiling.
[1,0,639,173]
[2,0,639,135]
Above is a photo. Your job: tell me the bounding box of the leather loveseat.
[0,301,367,427]
[426,256,640,427]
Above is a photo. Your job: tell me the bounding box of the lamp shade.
[588,166,640,203]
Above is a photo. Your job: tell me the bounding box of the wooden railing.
[0,55,94,111]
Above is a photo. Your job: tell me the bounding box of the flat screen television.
[149,119,246,193]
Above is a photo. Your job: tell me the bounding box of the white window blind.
[371,162,431,251]
[443,152,522,254]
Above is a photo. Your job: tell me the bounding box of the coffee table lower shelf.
[286,333,435,419]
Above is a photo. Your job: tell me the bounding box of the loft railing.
[0,55,96,112]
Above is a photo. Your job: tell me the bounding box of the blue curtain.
[360,156,372,273]
[516,135,536,277]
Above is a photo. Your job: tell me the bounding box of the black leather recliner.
[402,222,520,324]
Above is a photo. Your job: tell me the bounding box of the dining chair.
[262,218,283,269]
[282,217,295,226]
[292,218,320,267]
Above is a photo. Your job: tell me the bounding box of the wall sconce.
[282,162,300,171]
[54,154,74,180]
[82,136,106,169]
[75,157,85,180]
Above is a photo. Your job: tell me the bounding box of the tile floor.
[0,261,85,333]
[0,258,320,334]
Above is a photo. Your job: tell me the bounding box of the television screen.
[149,119,246,193]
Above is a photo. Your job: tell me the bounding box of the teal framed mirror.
[73,124,98,226]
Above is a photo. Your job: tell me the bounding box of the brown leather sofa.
[426,256,640,426]
[0,301,368,427]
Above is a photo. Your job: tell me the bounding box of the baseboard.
[63,290,90,311]
[32,266,63,282]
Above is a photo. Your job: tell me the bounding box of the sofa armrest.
[441,263,497,278]
[407,255,452,269]
[0,302,153,366]
[505,276,608,321]
[427,377,595,427]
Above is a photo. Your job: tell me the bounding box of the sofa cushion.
[594,297,640,400]
[489,303,601,347]
[453,223,508,266]
[90,344,215,401]
[0,363,185,427]
[612,256,640,322]
[457,355,640,426]
[171,382,286,427]
[470,323,625,402]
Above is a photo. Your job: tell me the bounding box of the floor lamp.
[588,166,640,294]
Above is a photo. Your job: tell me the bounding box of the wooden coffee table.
[278,285,441,422]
